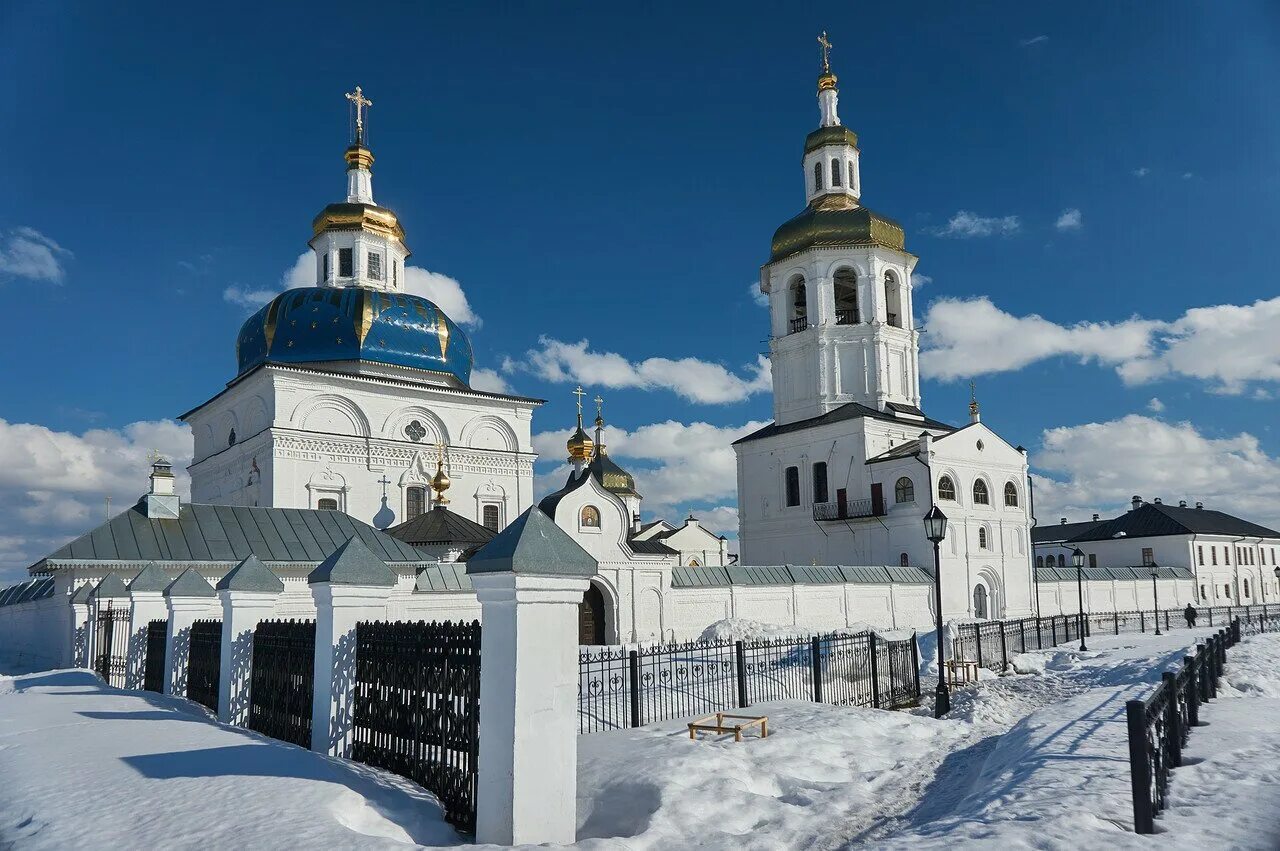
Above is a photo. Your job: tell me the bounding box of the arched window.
[978,528,988,549]
[317,497,338,511]
[831,159,842,186]
[1003,481,1018,507]
[482,504,500,532]
[791,281,808,331]
[883,271,902,328]
[848,160,856,189]
[580,505,601,528]
[834,267,859,325]
[937,476,956,501]
[228,429,237,446]
[1244,578,1251,598]
[899,552,909,567]
[894,477,914,504]
[1036,555,1044,569]
[973,480,990,505]
[1057,554,1066,568]
[813,160,824,192]
[406,486,426,520]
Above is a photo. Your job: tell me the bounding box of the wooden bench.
[687,712,769,742]
[946,658,979,686]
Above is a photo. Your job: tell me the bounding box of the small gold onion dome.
[817,71,838,92]
[344,143,375,171]
[567,426,594,462]
[430,459,451,505]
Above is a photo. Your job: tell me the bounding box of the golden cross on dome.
[573,385,586,422]
[817,31,833,74]
[594,394,604,420]
[345,85,373,143]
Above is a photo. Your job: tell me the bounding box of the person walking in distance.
[1184,603,1198,629]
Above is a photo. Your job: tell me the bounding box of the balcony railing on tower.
[788,316,810,334]
[835,308,860,325]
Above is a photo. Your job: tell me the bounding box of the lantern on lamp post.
[1151,564,1162,636]
[923,505,950,717]
[1073,547,1087,652]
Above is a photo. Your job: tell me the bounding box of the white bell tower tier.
[759,46,922,426]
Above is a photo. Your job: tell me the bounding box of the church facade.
[181,90,540,536]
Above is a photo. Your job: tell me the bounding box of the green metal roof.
[670,564,934,589]
[0,577,54,606]
[1035,565,1193,582]
[414,562,473,592]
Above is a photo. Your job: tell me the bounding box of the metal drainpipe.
[1027,473,1040,619]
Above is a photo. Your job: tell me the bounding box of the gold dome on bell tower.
[566,385,595,463]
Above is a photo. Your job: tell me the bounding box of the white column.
[126,591,168,689]
[165,598,218,697]
[471,573,590,846]
[310,583,393,757]
[218,591,279,725]
[69,598,91,668]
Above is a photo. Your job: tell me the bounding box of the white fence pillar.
[467,507,597,846]
[126,564,172,689]
[69,584,93,668]
[217,556,284,726]
[163,569,218,697]
[309,537,395,757]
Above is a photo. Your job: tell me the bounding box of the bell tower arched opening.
[834,267,859,325]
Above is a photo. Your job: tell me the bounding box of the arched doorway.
[579,584,606,645]
[973,584,989,620]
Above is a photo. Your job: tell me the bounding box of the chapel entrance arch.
[579,583,607,645]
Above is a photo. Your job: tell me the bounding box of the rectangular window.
[812,462,828,504]
[1212,547,1218,565]
[1200,584,1206,601]
[1141,547,1154,566]
[1225,547,1231,565]
[406,486,426,520]
[339,248,353,277]
[393,260,398,287]
[1088,553,1097,569]
[483,504,500,532]
[323,252,330,281]
[368,252,383,281]
[784,466,800,507]
[1224,584,1231,599]
[1197,545,1203,566]
[317,497,339,511]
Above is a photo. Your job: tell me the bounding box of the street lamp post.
[1151,564,1162,636]
[923,505,950,718]
[1072,547,1087,651]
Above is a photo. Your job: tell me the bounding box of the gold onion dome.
[817,71,838,92]
[771,195,906,263]
[430,459,452,505]
[588,447,640,498]
[567,427,594,462]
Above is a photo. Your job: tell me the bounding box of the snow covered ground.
[3,628,1277,849]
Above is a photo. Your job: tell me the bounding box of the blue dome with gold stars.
[236,287,472,385]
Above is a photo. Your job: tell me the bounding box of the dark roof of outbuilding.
[1068,503,1280,543]
[627,538,679,556]
[1032,520,1106,545]
[734,402,953,447]
[384,506,496,549]
[33,500,425,571]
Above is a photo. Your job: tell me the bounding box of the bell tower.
[760,35,923,426]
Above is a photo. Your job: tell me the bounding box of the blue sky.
[2,2,1279,581]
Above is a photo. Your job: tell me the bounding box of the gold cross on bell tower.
[573,385,586,425]
[817,31,833,74]
[345,85,373,144]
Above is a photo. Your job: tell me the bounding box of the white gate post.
[467,507,597,846]
[126,564,171,689]
[309,536,396,757]
[163,569,218,697]
[216,555,284,726]
[69,583,93,668]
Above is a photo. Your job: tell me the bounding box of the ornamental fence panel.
[187,619,222,713]
[143,619,167,693]
[577,629,919,734]
[350,619,481,835]
[248,619,316,748]
[93,604,130,688]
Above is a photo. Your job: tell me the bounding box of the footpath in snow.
[3,629,1278,849]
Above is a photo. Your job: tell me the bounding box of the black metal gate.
[187,619,222,713]
[351,620,481,834]
[143,619,168,693]
[249,619,316,748]
[93,604,129,687]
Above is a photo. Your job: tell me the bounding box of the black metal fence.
[93,604,130,688]
[249,619,316,748]
[351,620,481,835]
[957,604,1280,671]
[187,619,222,713]
[143,619,167,693]
[1125,619,1259,833]
[578,629,920,734]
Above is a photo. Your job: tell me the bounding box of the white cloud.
[748,282,769,308]
[223,253,481,326]
[921,295,1280,396]
[932,211,1021,238]
[1032,415,1280,531]
[0,418,192,584]
[1054,208,1083,232]
[534,419,766,516]
[469,367,511,394]
[1019,35,1049,47]
[696,506,740,538]
[1133,167,1151,178]
[0,227,72,283]
[1146,397,1165,413]
[913,273,933,288]
[1182,172,1194,180]
[919,296,1159,381]
[510,337,772,405]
